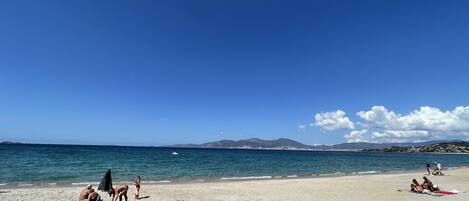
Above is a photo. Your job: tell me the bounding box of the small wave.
[71,182,98,186]
[220,176,272,180]
[357,171,377,174]
[143,180,171,184]
[193,179,205,182]
[319,172,345,176]
[273,176,282,179]
[0,183,7,186]
[47,183,57,186]
[18,184,33,187]
[286,175,298,178]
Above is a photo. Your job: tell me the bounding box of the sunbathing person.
[422,176,440,192]
[410,179,423,193]
[111,185,129,201]
[79,185,93,201]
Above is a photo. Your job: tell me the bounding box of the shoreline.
[2,166,467,190]
[2,167,469,201]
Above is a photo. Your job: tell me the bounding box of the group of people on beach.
[79,176,141,201]
[426,163,444,176]
[410,176,440,194]
[409,163,456,196]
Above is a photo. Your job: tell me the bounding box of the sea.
[1,144,469,187]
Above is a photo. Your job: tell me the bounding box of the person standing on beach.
[426,164,432,175]
[134,176,141,199]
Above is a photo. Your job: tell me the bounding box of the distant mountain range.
[172,138,311,150]
[170,138,454,151]
[0,141,26,144]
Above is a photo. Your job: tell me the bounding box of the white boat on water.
[171,151,178,155]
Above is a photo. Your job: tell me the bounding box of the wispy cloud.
[297,124,306,133]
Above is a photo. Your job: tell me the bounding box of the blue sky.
[1,0,469,145]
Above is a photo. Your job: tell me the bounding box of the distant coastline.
[0,141,27,145]
[3,138,469,153]
[169,138,467,152]
[365,141,469,153]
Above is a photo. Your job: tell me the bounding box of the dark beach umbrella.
[97,169,113,196]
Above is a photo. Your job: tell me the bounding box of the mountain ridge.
[170,138,456,151]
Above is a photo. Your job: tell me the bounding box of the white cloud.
[316,105,469,143]
[356,106,402,130]
[314,110,355,131]
[357,106,469,134]
[371,130,429,141]
[344,129,368,143]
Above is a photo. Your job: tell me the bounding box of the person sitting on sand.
[111,185,129,201]
[431,165,444,176]
[435,163,444,175]
[79,185,93,201]
[410,179,423,193]
[422,176,440,192]
[87,189,102,201]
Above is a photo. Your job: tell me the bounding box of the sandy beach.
[1,168,468,201]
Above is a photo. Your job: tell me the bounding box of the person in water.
[79,185,93,201]
[422,176,440,192]
[134,176,141,199]
[410,179,423,193]
[111,185,129,201]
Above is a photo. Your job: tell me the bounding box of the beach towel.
[418,189,459,196]
[436,190,459,195]
[97,169,113,196]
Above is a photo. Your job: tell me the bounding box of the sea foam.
[220,176,272,180]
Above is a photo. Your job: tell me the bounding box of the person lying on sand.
[79,184,93,201]
[410,179,424,193]
[111,185,129,201]
[409,177,459,196]
[422,176,440,192]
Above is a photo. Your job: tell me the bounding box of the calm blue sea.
[2,144,469,186]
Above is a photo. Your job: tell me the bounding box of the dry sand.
[1,168,469,201]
